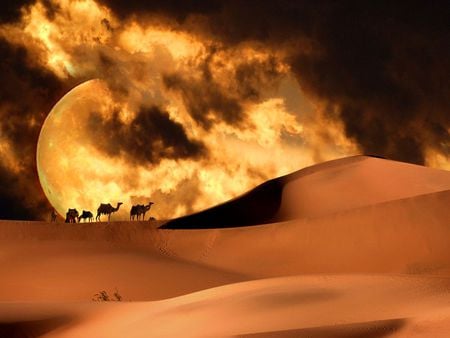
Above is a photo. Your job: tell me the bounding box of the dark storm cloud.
[163,48,283,130]
[100,0,450,164]
[87,106,207,165]
[0,0,34,23]
[0,37,68,219]
[287,1,450,164]
[1,0,60,23]
[99,0,221,21]
[0,166,34,220]
[163,73,243,130]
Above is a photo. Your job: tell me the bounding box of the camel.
[78,210,94,222]
[65,208,79,223]
[140,202,154,220]
[130,202,154,221]
[96,202,123,222]
[51,209,57,222]
[130,205,140,221]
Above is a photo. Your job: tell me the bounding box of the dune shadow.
[0,316,70,338]
[246,289,340,309]
[238,318,407,338]
[160,178,284,229]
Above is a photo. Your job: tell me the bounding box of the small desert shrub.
[92,289,123,302]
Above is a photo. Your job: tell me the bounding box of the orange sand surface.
[0,156,449,337]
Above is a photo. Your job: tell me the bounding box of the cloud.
[0,37,67,219]
[98,0,221,21]
[163,45,285,129]
[286,1,450,164]
[97,0,449,165]
[1,0,34,23]
[87,106,208,165]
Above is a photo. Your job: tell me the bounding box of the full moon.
[38,79,213,221]
[37,80,131,220]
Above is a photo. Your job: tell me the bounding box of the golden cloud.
[4,0,361,220]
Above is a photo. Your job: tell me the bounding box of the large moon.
[37,80,129,220]
[37,79,211,221]
[37,79,198,221]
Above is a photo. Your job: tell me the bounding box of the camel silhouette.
[141,202,154,220]
[130,205,139,221]
[65,208,79,223]
[130,202,154,221]
[51,209,57,222]
[78,210,94,222]
[96,202,123,222]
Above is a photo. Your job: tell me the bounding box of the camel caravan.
[53,201,155,223]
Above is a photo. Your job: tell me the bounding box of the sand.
[0,155,449,337]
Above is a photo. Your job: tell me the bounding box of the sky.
[0,0,448,220]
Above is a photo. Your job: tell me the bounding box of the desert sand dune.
[162,155,450,228]
[24,274,450,337]
[0,225,246,301]
[0,155,449,337]
[157,190,450,277]
[2,274,450,337]
[0,188,448,300]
